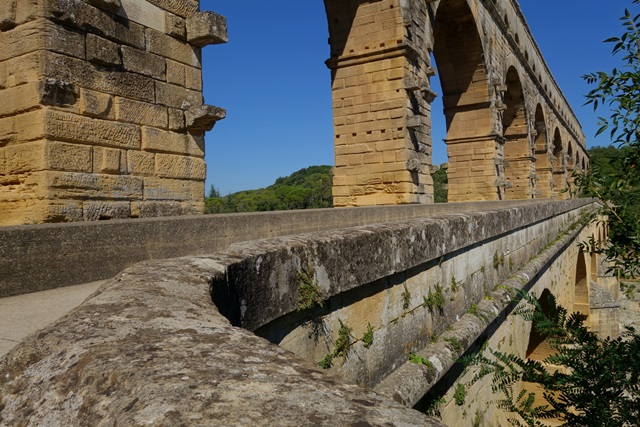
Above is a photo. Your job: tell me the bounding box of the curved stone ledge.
[211,199,597,332]
[0,256,441,426]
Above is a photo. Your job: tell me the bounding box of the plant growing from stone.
[453,383,466,406]
[296,265,324,311]
[444,337,463,353]
[362,322,374,349]
[318,319,353,369]
[409,353,435,375]
[423,284,446,312]
[401,285,411,310]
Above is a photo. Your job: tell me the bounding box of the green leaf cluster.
[464,292,640,427]
[433,166,448,203]
[578,1,640,278]
[205,165,333,214]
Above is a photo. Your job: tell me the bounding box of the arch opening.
[551,128,567,197]
[432,0,496,202]
[502,67,534,199]
[534,105,552,197]
[575,251,590,322]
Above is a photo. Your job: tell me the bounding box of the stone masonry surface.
[0,0,226,225]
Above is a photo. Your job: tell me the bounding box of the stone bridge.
[0,199,618,425]
[0,0,617,426]
[326,0,586,205]
[0,0,587,224]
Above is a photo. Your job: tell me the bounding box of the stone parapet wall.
[0,199,580,298]
[0,199,610,426]
[0,0,226,225]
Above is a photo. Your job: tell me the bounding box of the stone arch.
[574,250,590,322]
[590,234,598,278]
[325,0,422,206]
[533,104,552,197]
[432,0,496,202]
[551,128,567,197]
[526,289,554,360]
[502,66,534,199]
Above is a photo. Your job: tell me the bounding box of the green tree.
[578,1,640,278]
[204,165,333,214]
[466,292,640,427]
[433,166,448,203]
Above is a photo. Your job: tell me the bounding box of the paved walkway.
[0,280,106,357]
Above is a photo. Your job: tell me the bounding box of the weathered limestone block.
[40,78,79,107]
[165,13,186,39]
[184,65,202,90]
[0,19,85,62]
[3,52,39,88]
[34,171,144,200]
[185,104,225,134]
[94,146,125,174]
[42,110,141,150]
[166,60,186,86]
[86,0,122,14]
[118,0,167,32]
[145,0,198,18]
[127,150,155,176]
[155,153,206,180]
[79,88,114,119]
[155,81,203,109]
[167,108,185,131]
[5,140,92,173]
[121,46,166,80]
[130,200,187,217]
[0,257,441,426]
[41,52,155,103]
[186,11,228,47]
[86,33,122,67]
[143,176,203,201]
[14,0,38,26]
[82,200,131,220]
[147,29,200,67]
[115,97,168,128]
[0,82,42,117]
[0,0,16,31]
[141,126,203,157]
[43,0,145,49]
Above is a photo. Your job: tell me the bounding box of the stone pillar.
[326,0,431,207]
[0,0,226,225]
[446,135,502,202]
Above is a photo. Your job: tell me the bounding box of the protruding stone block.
[186,12,228,47]
[185,105,225,134]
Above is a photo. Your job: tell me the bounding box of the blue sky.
[201,1,626,195]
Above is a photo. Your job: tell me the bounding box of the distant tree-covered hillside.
[205,165,333,214]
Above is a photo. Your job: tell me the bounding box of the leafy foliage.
[423,284,446,312]
[433,166,448,203]
[362,322,374,349]
[318,319,352,369]
[296,266,324,311]
[205,165,333,213]
[464,292,640,427]
[578,1,640,278]
[409,353,436,375]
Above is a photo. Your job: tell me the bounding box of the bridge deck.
[0,280,105,357]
